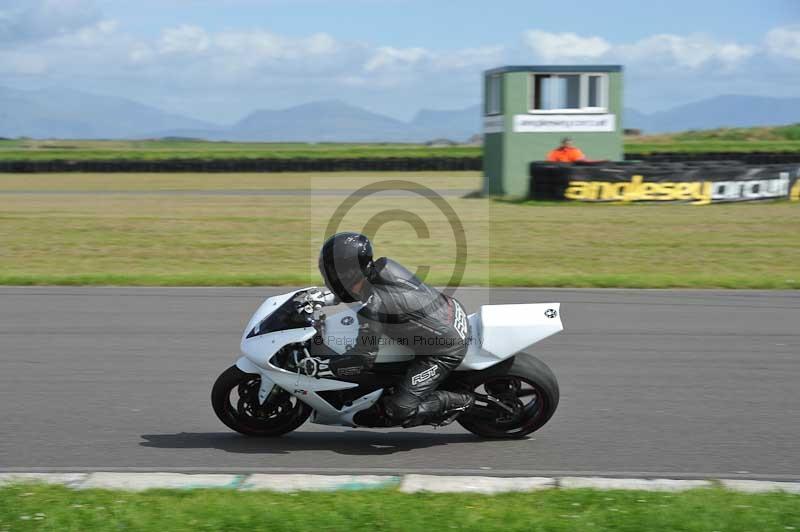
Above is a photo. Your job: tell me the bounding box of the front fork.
[236,356,278,405]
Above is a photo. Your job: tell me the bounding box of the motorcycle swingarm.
[444,357,515,389]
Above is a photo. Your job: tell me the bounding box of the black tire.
[457,354,559,439]
[211,365,311,437]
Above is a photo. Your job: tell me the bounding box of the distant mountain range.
[2,86,800,141]
[624,95,800,133]
[155,100,484,142]
[144,100,487,142]
[0,86,215,139]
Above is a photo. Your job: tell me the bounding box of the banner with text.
[514,114,616,133]
[483,116,505,134]
[529,163,800,204]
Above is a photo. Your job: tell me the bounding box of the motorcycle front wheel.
[457,354,559,439]
[211,365,311,436]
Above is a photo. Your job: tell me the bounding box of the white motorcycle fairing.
[236,289,563,427]
[238,288,372,426]
[461,303,563,370]
[324,302,564,370]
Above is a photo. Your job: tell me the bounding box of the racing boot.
[352,401,399,428]
[402,391,475,428]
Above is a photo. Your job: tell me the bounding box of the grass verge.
[625,123,800,153]
[1,484,798,532]
[0,140,482,161]
[0,172,798,289]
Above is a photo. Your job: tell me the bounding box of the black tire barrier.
[1,152,797,173]
[0,157,483,173]
[528,164,573,200]
[625,151,800,165]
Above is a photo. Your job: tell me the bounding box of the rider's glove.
[307,288,339,307]
[315,360,335,379]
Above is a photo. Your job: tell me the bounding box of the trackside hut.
[483,65,624,196]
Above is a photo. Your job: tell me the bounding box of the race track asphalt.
[0,287,797,480]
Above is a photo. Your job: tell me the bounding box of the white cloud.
[2,14,797,123]
[305,32,338,55]
[129,26,342,67]
[765,26,800,61]
[0,4,113,74]
[216,29,339,59]
[214,30,289,59]
[523,30,611,62]
[365,44,504,74]
[617,34,754,69]
[0,0,100,43]
[523,29,754,70]
[430,46,505,71]
[365,46,429,72]
[715,43,755,64]
[159,24,209,54]
[51,18,117,47]
[121,25,501,93]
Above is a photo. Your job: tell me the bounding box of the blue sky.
[2,0,799,123]
[101,0,794,46]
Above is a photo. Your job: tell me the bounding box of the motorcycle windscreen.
[241,287,316,346]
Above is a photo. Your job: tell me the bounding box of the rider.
[318,232,475,427]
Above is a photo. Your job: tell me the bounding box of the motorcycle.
[212,287,563,439]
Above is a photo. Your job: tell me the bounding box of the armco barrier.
[0,157,483,173]
[530,161,800,204]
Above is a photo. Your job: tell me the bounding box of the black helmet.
[318,232,374,303]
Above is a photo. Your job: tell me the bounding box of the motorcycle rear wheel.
[457,354,559,439]
[211,365,311,436]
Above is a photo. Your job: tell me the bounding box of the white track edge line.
[1,473,799,494]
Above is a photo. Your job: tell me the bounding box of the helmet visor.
[318,251,362,303]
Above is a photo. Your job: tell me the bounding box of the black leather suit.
[329,257,472,426]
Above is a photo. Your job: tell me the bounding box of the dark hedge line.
[0,157,483,173]
[1,152,798,173]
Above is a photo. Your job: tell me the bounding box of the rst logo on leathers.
[340,316,354,325]
[453,302,468,340]
[411,365,438,386]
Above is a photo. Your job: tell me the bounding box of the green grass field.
[1,124,799,161]
[0,139,482,161]
[0,172,797,288]
[1,484,798,532]
[625,123,800,154]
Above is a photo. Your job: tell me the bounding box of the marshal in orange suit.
[546,137,589,162]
